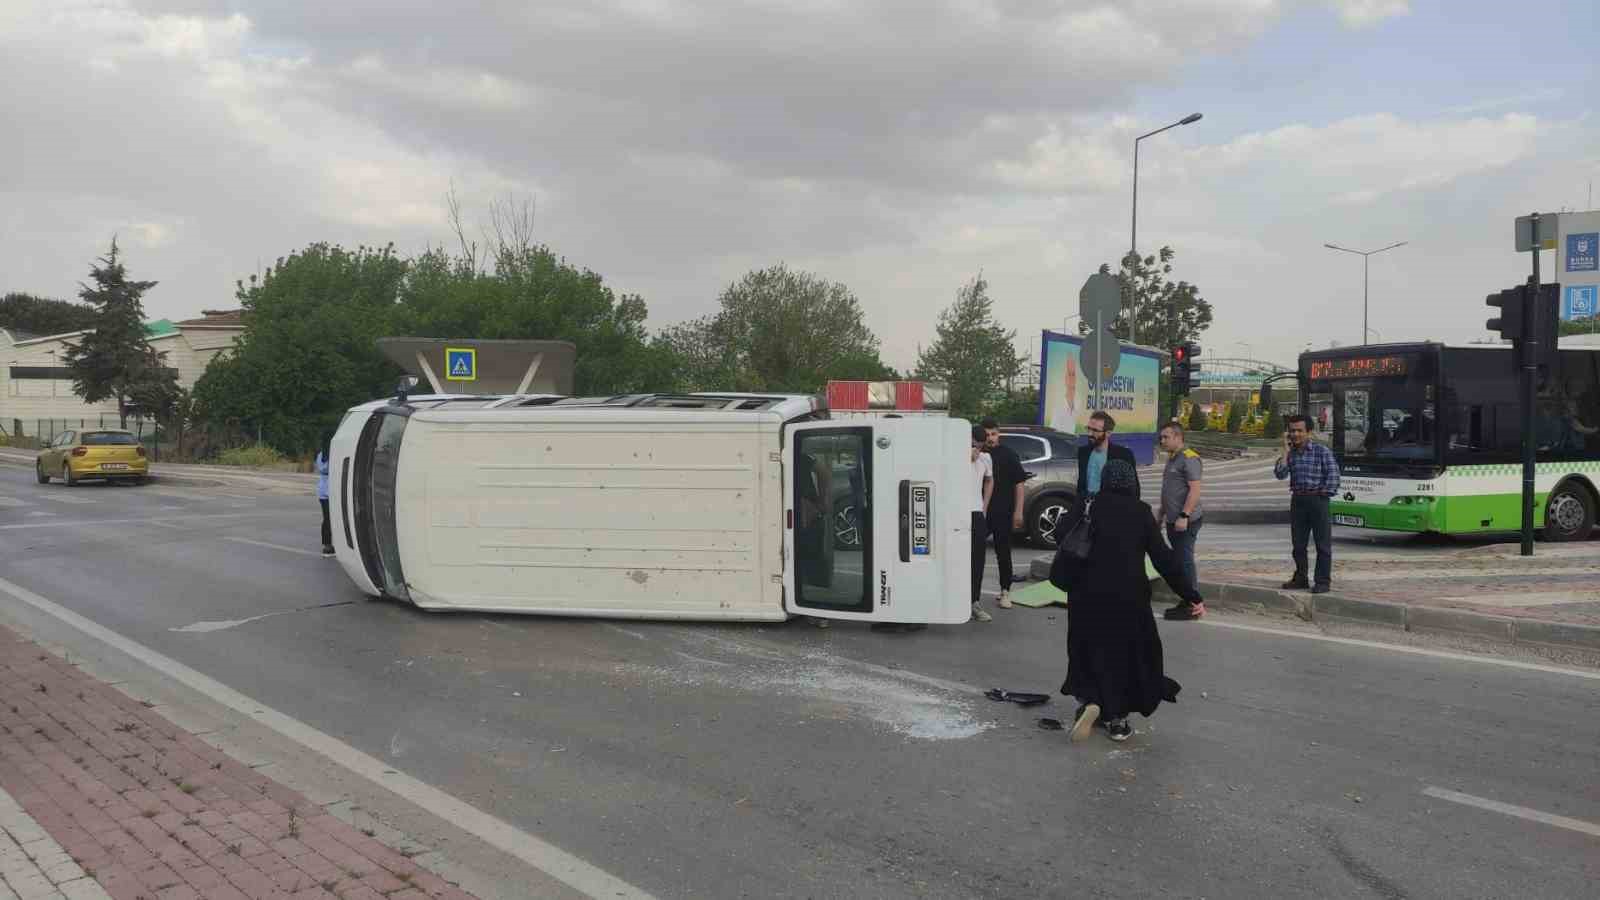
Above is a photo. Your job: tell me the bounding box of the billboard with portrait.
[1036,330,1161,465]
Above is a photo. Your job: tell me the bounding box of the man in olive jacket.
[1076,411,1140,500]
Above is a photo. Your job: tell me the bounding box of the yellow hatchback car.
[36,428,149,485]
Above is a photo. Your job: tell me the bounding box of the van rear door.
[783,418,971,624]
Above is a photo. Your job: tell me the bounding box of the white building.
[1,310,244,439]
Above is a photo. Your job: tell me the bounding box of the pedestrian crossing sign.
[445,347,477,382]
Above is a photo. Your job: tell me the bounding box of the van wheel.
[1028,494,1072,548]
[1543,482,1595,542]
[35,461,49,484]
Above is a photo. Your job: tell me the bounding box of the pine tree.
[1186,400,1208,432]
[914,273,1024,420]
[62,240,177,427]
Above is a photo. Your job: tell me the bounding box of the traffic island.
[1028,555,1600,654]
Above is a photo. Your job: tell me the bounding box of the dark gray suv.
[997,426,1080,548]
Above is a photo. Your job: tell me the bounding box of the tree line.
[3,208,1211,456]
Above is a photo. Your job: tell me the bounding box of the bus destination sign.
[1308,355,1412,380]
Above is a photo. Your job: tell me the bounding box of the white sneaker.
[971,603,992,623]
[996,590,1012,609]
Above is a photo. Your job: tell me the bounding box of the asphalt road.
[0,464,1596,899]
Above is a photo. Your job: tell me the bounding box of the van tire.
[1028,493,1073,549]
[1542,480,1595,542]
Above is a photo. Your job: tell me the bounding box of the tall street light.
[1130,112,1203,346]
[1324,241,1407,346]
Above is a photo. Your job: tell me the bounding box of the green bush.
[1225,402,1244,434]
[1186,401,1208,432]
[217,444,286,467]
[1263,408,1284,439]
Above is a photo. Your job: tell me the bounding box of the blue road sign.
[445,347,477,382]
[1563,285,1598,321]
[1568,233,1598,273]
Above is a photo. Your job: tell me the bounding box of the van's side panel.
[394,412,786,620]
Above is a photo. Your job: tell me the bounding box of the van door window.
[794,430,872,613]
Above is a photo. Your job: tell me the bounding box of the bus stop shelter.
[377,338,576,396]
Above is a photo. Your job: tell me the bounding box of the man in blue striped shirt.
[1273,414,1341,593]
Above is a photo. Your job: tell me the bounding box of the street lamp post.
[1324,241,1407,346]
[1130,112,1203,346]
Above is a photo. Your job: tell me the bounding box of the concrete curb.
[1027,556,1600,653]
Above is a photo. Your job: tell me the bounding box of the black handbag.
[1049,498,1092,591]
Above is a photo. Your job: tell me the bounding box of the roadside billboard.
[1556,211,1600,322]
[1036,330,1161,465]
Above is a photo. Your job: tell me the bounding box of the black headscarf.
[1102,459,1138,497]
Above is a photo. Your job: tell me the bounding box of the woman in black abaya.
[1058,459,1201,742]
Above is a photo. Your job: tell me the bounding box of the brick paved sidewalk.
[0,625,478,900]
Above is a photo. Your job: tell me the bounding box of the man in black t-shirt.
[981,418,1029,609]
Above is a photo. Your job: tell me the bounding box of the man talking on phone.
[1274,415,1341,594]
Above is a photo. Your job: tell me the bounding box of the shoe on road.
[1105,717,1132,742]
[997,590,1013,609]
[1163,599,1205,621]
[1311,584,1331,594]
[1070,703,1101,743]
[971,603,993,623]
[1281,578,1310,590]
[321,545,336,557]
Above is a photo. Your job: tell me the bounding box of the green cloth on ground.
[1008,558,1162,608]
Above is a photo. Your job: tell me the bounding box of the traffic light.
[1171,342,1202,395]
[1486,286,1525,341]
[1529,282,1560,373]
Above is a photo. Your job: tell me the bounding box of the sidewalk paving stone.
[0,626,483,900]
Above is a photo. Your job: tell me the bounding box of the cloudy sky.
[4,0,1596,371]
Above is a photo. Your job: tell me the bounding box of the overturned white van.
[328,390,976,624]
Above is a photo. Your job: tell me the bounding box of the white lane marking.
[25,511,55,517]
[36,494,97,505]
[148,521,185,530]
[1198,619,1600,681]
[0,511,275,531]
[0,573,655,900]
[1422,787,1600,839]
[0,496,26,508]
[222,537,321,559]
[170,612,291,633]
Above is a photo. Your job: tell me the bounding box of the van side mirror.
[396,375,420,402]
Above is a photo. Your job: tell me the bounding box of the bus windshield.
[1306,350,1437,464]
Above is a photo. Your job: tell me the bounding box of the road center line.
[1422,787,1600,839]
[223,536,324,559]
[0,511,283,531]
[1197,619,1600,681]
[0,573,654,900]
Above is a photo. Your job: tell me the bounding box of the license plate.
[1333,514,1364,527]
[910,484,932,555]
[100,463,130,470]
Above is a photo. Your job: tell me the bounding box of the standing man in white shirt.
[970,424,994,623]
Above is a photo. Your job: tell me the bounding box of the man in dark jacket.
[981,417,1028,608]
[1076,411,1140,500]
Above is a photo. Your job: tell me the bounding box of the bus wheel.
[1543,482,1595,542]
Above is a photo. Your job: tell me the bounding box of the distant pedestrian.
[1274,415,1341,593]
[981,418,1027,609]
[1054,460,1197,743]
[1076,411,1140,500]
[1157,421,1205,621]
[970,424,994,624]
[315,434,333,557]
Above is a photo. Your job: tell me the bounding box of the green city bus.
[1298,341,1600,540]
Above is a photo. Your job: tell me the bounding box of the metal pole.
[1095,312,1103,411]
[1130,141,1139,346]
[1521,214,1540,557]
[1362,255,1369,346]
